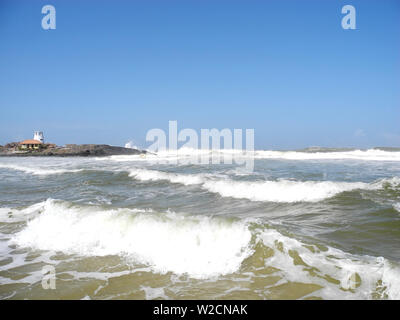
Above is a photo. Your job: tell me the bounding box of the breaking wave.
[6,199,400,299]
[106,148,400,162]
[255,228,400,299]
[0,164,83,176]
[128,168,206,186]
[254,149,400,161]
[0,202,46,223]
[202,179,370,203]
[129,168,399,203]
[11,199,252,279]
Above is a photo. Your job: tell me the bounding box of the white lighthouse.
[33,131,44,143]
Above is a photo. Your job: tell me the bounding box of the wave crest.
[254,149,400,161]
[0,164,83,176]
[256,227,400,299]
[128,168,398,203]
[12,199,252,279]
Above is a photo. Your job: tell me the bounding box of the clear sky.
[0,0,399,149]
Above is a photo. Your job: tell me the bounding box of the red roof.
[19,139,43,145]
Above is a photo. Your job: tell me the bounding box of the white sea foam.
[0,164,83,176]
[128,168,397,203]
[124,141,139,150]
[257,228,400,299]
[6,199,400,298]
[195,176,399,202]
[103,148,400,162]
[153,147,400,161]
[0,201,47,223]
[202,179,373,202]
[129,168,206,185]
[380,176,400,188]
[393,203,400,213]
[100,154,159,162]
[103,149,222,163]
[254,149,400,161]
[12,199,253,279]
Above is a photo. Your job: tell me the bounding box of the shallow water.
[0,149,400,300]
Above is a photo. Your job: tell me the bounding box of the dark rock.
[0,144,146,157]
[4,142,18,149]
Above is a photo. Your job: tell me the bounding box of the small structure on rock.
[33,131,44,143]
[19,139,43,150]
[19,131,45,150]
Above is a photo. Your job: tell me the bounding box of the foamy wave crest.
[380,176,400,188]
[129,168,206,185]
[254,149,400,161]
[105,148,400,162]
[102,148,251,163]
[0,164,83,176]
[128,168,398,202]
[0,201,46,223]
[198,177,399,202]
[257,228,400,299]
[202,179,371,202]
[12,199,252,278]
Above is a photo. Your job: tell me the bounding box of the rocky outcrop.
[4,142,19,149]
[0,144,146,157]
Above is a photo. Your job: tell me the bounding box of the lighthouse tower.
[33,131,44,143]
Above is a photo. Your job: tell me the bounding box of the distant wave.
[254,149,400,161]
[129,168,400,203]
[0,164,83,176]
[103,148,400,162]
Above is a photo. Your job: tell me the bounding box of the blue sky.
[0,0,399,149]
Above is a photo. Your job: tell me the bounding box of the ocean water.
[0,149,400,300]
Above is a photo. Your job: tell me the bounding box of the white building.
[33,131,44,143]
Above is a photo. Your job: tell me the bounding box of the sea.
[0,148,400,300]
